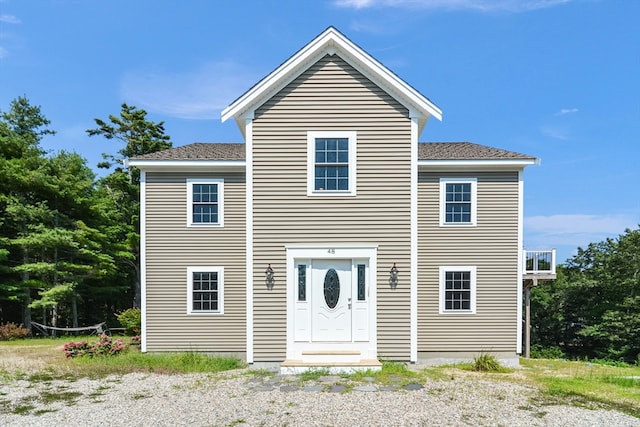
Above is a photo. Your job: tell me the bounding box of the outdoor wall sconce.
[389,263,398,289]
[265,264,275,290]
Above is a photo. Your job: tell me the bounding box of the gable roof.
[221,27,442,137]
[129,142,537,170]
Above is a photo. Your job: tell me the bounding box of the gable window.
[440,178,477,226]
[439,266,476,314]
[187,178,224,227]
[187,267,224,315]
[307,131,357,196]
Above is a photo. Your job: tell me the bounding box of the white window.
[439,266,476,314]
[439,178,477,226]
[187,178,224,227]
[307,131,357,196]
[187,267,224,315]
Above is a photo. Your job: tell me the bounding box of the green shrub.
[0,322,30,340]
[472,353,503,372]
[531,345,565,360]
[117,308,141,335]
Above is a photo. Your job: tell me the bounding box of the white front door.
[311,259,352,342]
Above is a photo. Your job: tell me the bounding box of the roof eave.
[128,159,246,173]
[418,158,539,171]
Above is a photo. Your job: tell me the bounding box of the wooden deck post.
[524,278,537,359]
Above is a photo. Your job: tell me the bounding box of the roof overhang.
[221,27,442,138]
[127,159,246,173]
[418,158,539,172]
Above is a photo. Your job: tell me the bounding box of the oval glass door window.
[323,268,340,309]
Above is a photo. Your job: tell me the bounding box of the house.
[129,27,546,372]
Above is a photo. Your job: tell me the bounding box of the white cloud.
[556,108,579,116]
[0,14,20,24]
[120,61,260,120]
[540,125,568,140]
[334,0,573,12]
[0,14,20,59]
[525,213,638,251]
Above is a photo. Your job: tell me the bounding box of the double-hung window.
[187,267,224,315]
[440,178,477,226]
[307,131,357,196]
[439,266,476,314]
[187,178,224,227]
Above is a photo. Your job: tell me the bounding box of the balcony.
[523,249,556,280]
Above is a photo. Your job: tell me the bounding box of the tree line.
[0,97,170,331]
[1,97,638,363]
[531,226,640,363]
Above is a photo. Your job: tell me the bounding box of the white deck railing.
[523,249,556,275]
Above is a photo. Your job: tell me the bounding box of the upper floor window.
[439,266,476,314]
[187,266,224,315]
[187,178,224,227]
[439,178,477,226]
[307,131,357,196]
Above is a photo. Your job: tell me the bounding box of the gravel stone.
[0,369,638,427]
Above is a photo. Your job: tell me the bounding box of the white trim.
[439,266,477,315]
[221,27,441,134]
[186,266,224,315]
[419,159,537,171]
[245,118,254,363]
[439,178,477,227]
[186,178,224,228]
[307,131,357,196]
[409,115,419,362]
[139,171,147,352]
[285,245,378,361]
[516,170,524,354]
[127,160,245,171]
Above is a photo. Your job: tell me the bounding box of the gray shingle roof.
[418,142,536,161]
[131,143,245,160]
[131,142,535,162]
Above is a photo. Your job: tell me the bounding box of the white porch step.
[301,350,362,364]
[280,358,382,375]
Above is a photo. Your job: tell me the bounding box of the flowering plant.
[63,340,91,358]
[63,334,125,358]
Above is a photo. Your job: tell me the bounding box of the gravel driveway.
[1,369,639,426]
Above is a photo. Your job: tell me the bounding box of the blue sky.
[1,0,638,263]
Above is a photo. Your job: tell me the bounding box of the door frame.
[285,244,378,361]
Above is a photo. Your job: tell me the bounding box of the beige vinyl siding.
[144,172,246,352]
[417,171,520,352]
[252,55,412,361]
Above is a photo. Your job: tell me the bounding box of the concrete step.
[280,358,382,375]
[301,350,362,364]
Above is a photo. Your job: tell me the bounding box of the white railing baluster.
[523,249,556,275]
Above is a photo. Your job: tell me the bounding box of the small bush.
[63,334,125,358]
[117,308,141,335]
[63,340,92,358]
[472,353,503,372]
[531,345,565,360]
[0,322,30,340]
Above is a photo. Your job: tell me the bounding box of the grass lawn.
[516,358,640,418]
[0,335,244,379]
[1,337,639,418]
[426,357,640,418]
